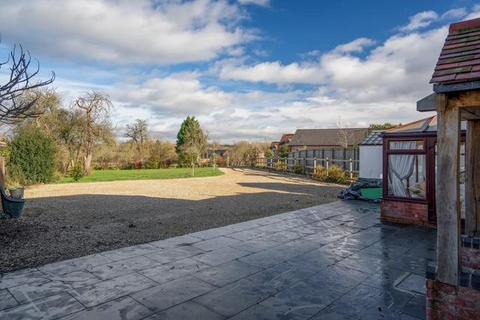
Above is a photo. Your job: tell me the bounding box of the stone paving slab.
[0,200,432,320]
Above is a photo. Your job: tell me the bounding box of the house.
[288,128,369,152]
[271,133,294,154]
[286,128,369,173]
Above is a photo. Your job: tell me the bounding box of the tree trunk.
[84,152,93,175]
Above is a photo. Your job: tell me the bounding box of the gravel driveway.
[0,168,342,272]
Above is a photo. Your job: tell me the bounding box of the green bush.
[313,166,328,181]
[70,162,85,182]
[293,164,305,174]
[8,129,57,185]
[313,165,348,184]
[274,160,287,171]
[325,165,348,184]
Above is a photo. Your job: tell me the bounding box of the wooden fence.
[265,157,358,178]
[259,148,358,177]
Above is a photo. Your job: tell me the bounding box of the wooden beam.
[465,120,480,236]
[436,93,461,286]
[461,108,480,120]
[417,93,437,112]
[448,91,480,109]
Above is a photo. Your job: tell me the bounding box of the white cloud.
[465,5,480,19]
[112,73,232,116]
[218,61,325,84]
[238,0,270,7]
[334,38,376,53]
[22,5,469,143]
[441,8,467,20]
[399,11,439,32]
[0,0,250,64]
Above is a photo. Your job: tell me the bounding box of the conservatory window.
[389,140,424,150]
[387,141,426,199]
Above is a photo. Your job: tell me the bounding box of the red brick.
[381,200,432,227]
[427,279,480,320]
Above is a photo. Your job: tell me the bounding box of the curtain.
[388,141,417,197]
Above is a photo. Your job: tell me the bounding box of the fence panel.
[265,147,360,179]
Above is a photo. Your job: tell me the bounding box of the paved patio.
[0,201,434,320]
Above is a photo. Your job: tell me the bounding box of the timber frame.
[417,90,480,286]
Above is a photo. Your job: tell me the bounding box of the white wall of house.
[359,145,383,179]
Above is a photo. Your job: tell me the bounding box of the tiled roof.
[430,18,480,85]
[360,131,383,146]
[279,134,294,144]
[289,128,369,147]
[384,116,437,134]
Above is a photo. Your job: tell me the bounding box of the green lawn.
[60,167,224,183]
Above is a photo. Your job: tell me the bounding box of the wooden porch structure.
[417,17,480,319]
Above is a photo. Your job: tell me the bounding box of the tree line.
[0,42,277,187]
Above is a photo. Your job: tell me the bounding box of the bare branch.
[0,43,55,125]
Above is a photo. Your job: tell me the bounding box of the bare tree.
[125,119,148,161]
[75,91,113,175]
[0,45,55,125]
[336,118,354,149]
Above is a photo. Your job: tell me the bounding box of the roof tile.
[289,128,369,147]
[430,18,480,85]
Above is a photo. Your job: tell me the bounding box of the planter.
[3,199,25,218]
[0,187,25,219]
[9,187,24,199]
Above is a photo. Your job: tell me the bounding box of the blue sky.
[0,0,479,142]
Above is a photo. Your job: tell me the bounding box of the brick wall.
[461,236,480,270]
[381,199,431,227]
[427,279,480,320]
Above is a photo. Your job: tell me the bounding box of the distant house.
[271,133,294,154]
[286,128,369,173]
[288,128,369,152]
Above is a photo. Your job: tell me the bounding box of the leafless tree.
[0,45,55,125]
[336,118,354,149]
[75,91,113,175]
[125,119,148,161]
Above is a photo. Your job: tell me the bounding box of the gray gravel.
[0,168,342,272]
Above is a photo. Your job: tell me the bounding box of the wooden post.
[465,120,480,236]
[436,93,461,286]
[349,158,353,179]
[0,156,5,188]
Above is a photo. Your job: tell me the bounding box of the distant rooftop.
[289,128,369,147]
[430,18,480,87]
[279,134,294,145]
[360,131,383,146]
[384,116,437,134]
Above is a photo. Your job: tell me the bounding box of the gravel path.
[0,168,342,272]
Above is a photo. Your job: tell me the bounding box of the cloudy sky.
[0,0,479,143]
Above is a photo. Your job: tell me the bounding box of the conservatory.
[381,116,465,227]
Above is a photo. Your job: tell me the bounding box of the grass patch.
[60,167,224,183]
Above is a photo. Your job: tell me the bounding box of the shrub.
[313,165,348,184]
[70,162,85,182]
[325,165,348,184]
[313,166,328,180]
[274,160,287,172]
[293,164,305,175]
[8,129,57,185]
